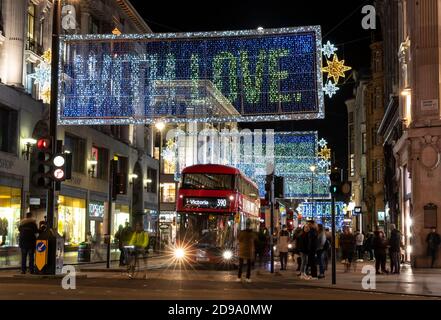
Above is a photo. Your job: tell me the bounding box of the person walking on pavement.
[278,225,289,270]
[373,228,389,274]
[324,227,332,271]
[292,227,303,271]
[316,224,328,279]
[389,224,402,274]
[297,224,310,279]
[355,230,364,261]
[426,228,441,268]
[18,212,38,274]
[115,221,133,266]
[307,221,318,280]
[364,231,375,261]
[237,219,258,283]
[340,227,356,272]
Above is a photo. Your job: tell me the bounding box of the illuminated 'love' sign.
[58,26,323,125]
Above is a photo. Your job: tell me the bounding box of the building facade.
[378,0,441,267]
[0,0,158,267]
[345,70,370,232]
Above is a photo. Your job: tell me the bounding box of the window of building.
[375,87,382,108]
[350,154,355,177]
[57,195,86,246]
[146,168,157,193]
[26,3,36,52]
[0,106,18,154]
[0,186,21,246]
[64,133,86,174]
[89,16,99,34]
[349,124,354,155]
[91,146,109,180]
[376,159,383,184]
[116,155,128,177]
[371,127,377,146]
[161,183,176,203]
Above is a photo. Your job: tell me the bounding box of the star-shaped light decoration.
[323,80,339,98]
[321,41,337,58]
[318,158,331,169]
[318,146,331,160]
[322,54,352,84]
[318,138,328,148]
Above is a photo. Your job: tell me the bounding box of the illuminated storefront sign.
[58,26,323,125]
[89,201,104,218]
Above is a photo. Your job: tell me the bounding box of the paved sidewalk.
[258,260,441,297]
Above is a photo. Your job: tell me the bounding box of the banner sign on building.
[58,26,323,125]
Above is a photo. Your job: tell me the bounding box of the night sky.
[130,0,374,173]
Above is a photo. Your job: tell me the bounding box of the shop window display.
[57,196,86,246]
[113,204,130,236]
[0,186,21,247]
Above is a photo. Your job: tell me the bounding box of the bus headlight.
[174,248,186,259]
[223,250,233,260]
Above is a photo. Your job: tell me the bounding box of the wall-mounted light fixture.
[144,178,152,190]
[22,138,37,160]
[129,173,138,185]
[87,158,98,177]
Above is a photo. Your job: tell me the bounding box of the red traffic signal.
[37,138,50,150]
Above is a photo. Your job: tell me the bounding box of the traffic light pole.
[270,175,274,274]
[331,194,336,285]
[106,160,115,269]
[47,0,61,232]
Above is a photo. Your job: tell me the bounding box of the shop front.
[113,203,130,236]
[58,195,86,250]
[0,185,21,247]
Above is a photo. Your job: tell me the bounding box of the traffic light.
[329,167,342,196]
[274,176,284,199]
[36,137,53,188]
[111,159,126,200]
[52,153,66,181]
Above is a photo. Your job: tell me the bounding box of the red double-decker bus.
[175,164,260,265]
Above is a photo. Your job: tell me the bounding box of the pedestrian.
[115,221,133,266]
[388,224,402,274]
[297,224,310,279]
[340,227,356,272]
[292,226,303,271]
[373,228,388,274]
[278,224,289,270]
[324,227,332,271]
[364,231,375,261]
[426,228,441,268]
[355,230,364,261]
[237,219,258,283]
[18,212,38,274]
[307,221,318,279]
[316,224,328,279]
[256,227,266,264]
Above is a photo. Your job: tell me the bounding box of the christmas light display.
[28,49,52,103]
[297,201,345,229]
[323,80,339,97]
[321,41,338,58]
[170,131,330,199]
[58,26,324,125]
[322,54,351,84]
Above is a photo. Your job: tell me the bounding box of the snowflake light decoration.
[321,41,337,58]
[28,49,52,103]
[318,138,328,148]
[323,80,339,98]
[318,158,331,169]
[162,139,177,163]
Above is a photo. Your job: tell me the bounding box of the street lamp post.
[309,164,316,220]
[155,121,165,252]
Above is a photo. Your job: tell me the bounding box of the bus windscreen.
[181,173,234,190]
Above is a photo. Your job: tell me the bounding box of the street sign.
[354,206,362,215]
[35,240,48,271]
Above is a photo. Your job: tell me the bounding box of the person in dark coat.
[292,227,303,271]
[297,224,310,279]
[364,232,375,261]
[307,221,318,279]
[340,227,356,272]
[18,212,38,274]
[388,224,402,274]
[426,228,441,268]
[373,229,388,274]
[237,219,258,282]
